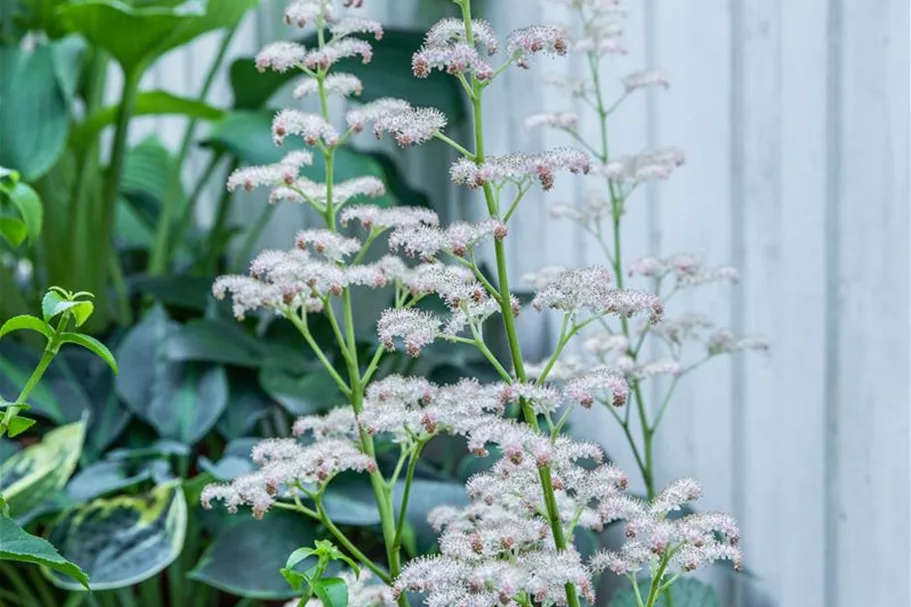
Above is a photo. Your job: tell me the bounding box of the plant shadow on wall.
[0,0,484,605]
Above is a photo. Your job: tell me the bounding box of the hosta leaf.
[64,460,153,503]
[57,0,257,73]
[0,419,85,518]
[45,482,188,590]
[0,514,88,589]
[189,510,317,599]
[608,578,721,607]
[116,306,227,444]
[0,42,73,180]
[258,366,345,416]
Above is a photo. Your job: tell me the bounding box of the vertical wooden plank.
[648,0,734,518]
[736,0,830,604]
[833,0,911,604]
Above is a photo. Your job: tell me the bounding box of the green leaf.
[45,482,188,590]
[0,217,26,247]
[120,135,180,207]
[5,181,43,243]
[115,307,228,444]
[59,333,118,373]
[0,315,50,340]
[229,28,466,120]
[202,111,395,207]
[313,577,348,607]
[129,275,213,311]
[74,90,224,145]
[64,459,153,502]
[165,318,264,367]
[318,481,381,527]
[0,42,75,180]
[0,420,86,518]
[0,513,89,589]
[216,373,271,440]
[189,510,317,599]
[609,578,722,607]
[258,366,346,416]
[7,416,37,438]
[57,0,258,74]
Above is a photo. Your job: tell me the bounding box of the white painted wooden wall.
[127,1,910,605]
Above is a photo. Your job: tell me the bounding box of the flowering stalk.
[204,2,747,606]
[453,2,582,607]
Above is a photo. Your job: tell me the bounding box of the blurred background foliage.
[0,0,517,605]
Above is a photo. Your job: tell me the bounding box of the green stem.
[392,442,424,551]
[313,499,392,584]
[149,26,238,275]
[458,3,579,607]
[97,66,143,325]
[310,28,407,603]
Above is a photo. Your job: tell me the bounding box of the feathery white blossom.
[623,68,670,92]
[373,106,447,146]
[255,41,307,72]
[507,25,570,67]
[329,17,384,40]
[450,147,590,191]
[340,204,439,231]
[272,109,340,146]
[524,111,579,131]
[293,73,364,99]
[377,309,441,356]
[295,229,361,262]
[598,148,685,183]
[226,150,314,192]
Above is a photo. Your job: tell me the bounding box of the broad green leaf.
[0,42,75,180]
[216,373,271,440]
[57,0,257,74]
[189,510,317,599]
[0,315,50,340]
[202,112,395,207]
[608,578,722,607]
[0,513,89,588]
[198,454,253,482]
[59,333,117,373]
[45,482,188,590]
[40,289,66,321]
[41,292,94,326]
[75,90,224,145]
[116,306,227,444]
[4,181,44,242]
[129,275,212,311]
[229,29,466,121]
[65,459,154,502]
[0,420,86,518]
[319,481,381,527]
[313,577,348,607]
[258,366,346,416]
[165,318,264,367]
[120,135,180,207]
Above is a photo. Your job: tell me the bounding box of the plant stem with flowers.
[202,2,748,606]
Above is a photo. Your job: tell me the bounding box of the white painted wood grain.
[120,0,910,604]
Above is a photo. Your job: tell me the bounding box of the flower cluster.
[450,147,591,191]
[201,438,376,519]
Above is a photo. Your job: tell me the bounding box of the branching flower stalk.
[203,2,746,606]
